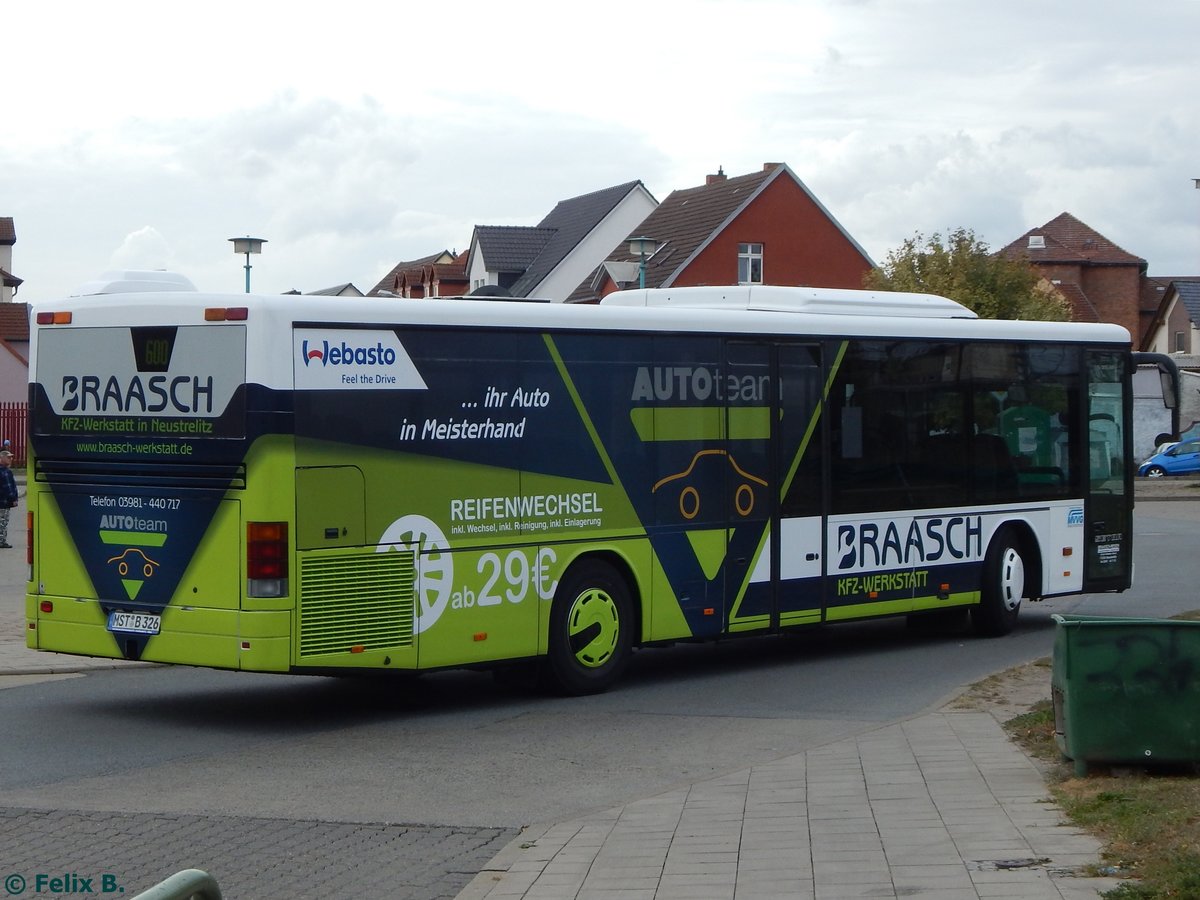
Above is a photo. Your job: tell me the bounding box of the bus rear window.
[32,325,247,440]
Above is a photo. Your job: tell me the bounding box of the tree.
[864,227,1070,321]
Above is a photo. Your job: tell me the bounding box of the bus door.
[1084,350,1133,591]
[725,342,825,632]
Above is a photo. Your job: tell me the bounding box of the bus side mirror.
[1159,369,1178,409]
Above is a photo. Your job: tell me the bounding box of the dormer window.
[738,243,763,284]
[1028,235,1046,249]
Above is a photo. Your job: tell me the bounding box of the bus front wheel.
[543,560,633,695]
[972,528,1026,637]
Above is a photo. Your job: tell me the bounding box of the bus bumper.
[25,595,292,672]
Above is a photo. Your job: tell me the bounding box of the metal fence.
[0,402,27,465]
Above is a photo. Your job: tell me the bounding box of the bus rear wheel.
[543,560,633,695]
[972,527,1026,637]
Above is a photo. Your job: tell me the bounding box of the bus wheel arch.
[542,553,639,695]
[972,523,1041,637]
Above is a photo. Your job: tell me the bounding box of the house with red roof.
[368,251,467,298]
[996,213,1151,345]
[568,163,874,302]
[998,214,1200,449]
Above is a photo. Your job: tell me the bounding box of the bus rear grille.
[298,550,415,657]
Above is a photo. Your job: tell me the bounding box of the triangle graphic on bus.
[685,529,729,581]
[121,579,144,600]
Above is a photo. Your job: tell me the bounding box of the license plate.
[107,611,161,635]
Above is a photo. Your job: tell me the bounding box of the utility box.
[1052,614,1200,776]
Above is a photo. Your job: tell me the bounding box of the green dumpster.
[1052,614,1200,776]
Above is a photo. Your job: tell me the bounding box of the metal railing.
[0,401,26,465]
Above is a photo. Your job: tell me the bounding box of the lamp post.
[229,236,267,293]
[627,236,658,289]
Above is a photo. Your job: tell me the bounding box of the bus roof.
[70,270,198,296]
[29,284,1131,353]
[600,285,977,319]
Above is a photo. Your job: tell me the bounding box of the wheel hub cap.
[567,588,620,668]
[1000,548,1025,612]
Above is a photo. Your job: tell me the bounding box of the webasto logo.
[302,339,398,368]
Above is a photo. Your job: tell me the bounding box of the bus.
[25,279,1133,694]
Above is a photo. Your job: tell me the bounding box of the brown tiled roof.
[998,212,1145,268]
[566,166,782,301]
[0,303,29,340]
[623,167,775,289]
[392,255,469,298]
[1049,282,1099,322]
[0,268,21,288]
[431,258,467,280]
[0,219,14,245]
[368,251,457,295]
[1142,275,1177,313]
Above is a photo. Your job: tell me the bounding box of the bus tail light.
[35,311,72,325]
[247,522,288,598]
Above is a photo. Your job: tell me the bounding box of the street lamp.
[627,236,658,289]
[229,236,267,293]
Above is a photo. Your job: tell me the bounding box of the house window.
[738,243,763,284]
[1175,331,1186,353]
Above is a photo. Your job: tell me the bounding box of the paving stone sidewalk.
[0,806,515,899]
[458,711,1123,900]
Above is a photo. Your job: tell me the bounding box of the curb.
[0,663,157,676]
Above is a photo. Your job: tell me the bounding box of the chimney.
[763,162,783,171]
[706,166,726,186]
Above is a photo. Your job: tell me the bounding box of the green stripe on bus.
[912,592,978,611]
[825,598,911,620]
[628,406,771,442]
[100,530,167,546]
[543,335,624,488]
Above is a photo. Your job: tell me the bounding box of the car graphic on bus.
[652,449,768,520]
[107,547,160,579]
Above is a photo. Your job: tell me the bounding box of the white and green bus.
[25,279,1134,693]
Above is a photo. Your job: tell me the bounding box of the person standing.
[0,450,18,548]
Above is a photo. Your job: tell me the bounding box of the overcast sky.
[3,0,1197,302]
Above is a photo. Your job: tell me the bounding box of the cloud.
[2,91,669,298]
[2,0,1197,301]
[110,226,175,272]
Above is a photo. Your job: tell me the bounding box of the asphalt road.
[1,499,1196,897]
